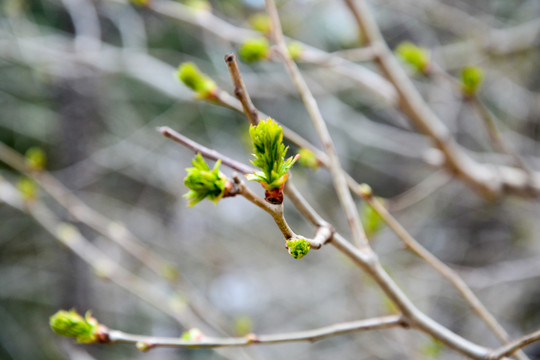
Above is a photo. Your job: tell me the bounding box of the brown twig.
[489,329,540,359]
[343,2,529,358]
[224,54,259,126]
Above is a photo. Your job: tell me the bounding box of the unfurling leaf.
[184,153,227,207]
[49,310,99,343]
[247,118,298,192]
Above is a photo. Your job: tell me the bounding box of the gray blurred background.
[1,0,540,359]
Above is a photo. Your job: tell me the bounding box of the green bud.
[184,153,227,207]
[49,310,99,343]
[297,148,319,169]
[287,42,303,61]
[361,197,385,239]
[239,38,270,63]
[177,62,217,99]
[234,316,253,336]
[181,328,203,341]
[461,66,483,96]
[287,238,310,259]
[136,342,153,352]
[16,177,37,200]
[25,147,46,171]
[395,42,429,74]
[246,118,299,191]
[249,13,272,34]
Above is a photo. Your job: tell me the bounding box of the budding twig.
[224,53,259,126]
[105,315,405,348]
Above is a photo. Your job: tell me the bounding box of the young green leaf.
[184,153,227,207]
[246,118,299,191]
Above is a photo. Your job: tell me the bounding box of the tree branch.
[265,0,368,249]
[105,315,405,348]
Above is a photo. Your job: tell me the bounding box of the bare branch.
[490,329,540,360]
[224,54,259,126]
[265,0,368,249]
[106,315,405,348]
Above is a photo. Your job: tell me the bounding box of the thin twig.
[342,0,540,200]
[265,0,368,249]
[0,142,234,335]
[224,54,259,126]
[469,96,532,176]
[489,329,540,359]
[233,175,295,240]
[159,126,254,174]
[0,179,196,327]
[343,2,529,358]
[386,170,451,212]
[358,187,518,354]
[106,315,405,348]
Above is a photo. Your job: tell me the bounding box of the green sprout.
[49,310,99,343]
[287,238,310,259]
[246,118,299,192]
[461,66,483,96]
[395,42,430,74]
[25,147,47,171]
[239,38,270,63]
[297,148,319,169]
[287,42,303,61]
[176,62,217,99]
[249,13,272,34]
[184,153,227,207]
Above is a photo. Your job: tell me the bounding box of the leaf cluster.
[184,153,227,207]
[246,119,298,190]
[287,238,310,259]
